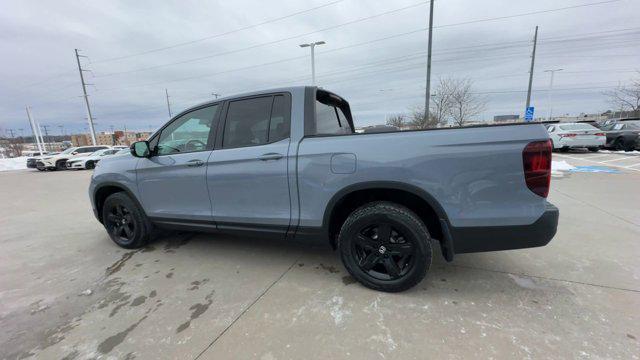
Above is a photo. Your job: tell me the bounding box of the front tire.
[102,192,150,249]
[85,161,95,170]
[338,202,432,292]
[588,147,600,152]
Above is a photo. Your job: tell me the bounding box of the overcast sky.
[1,0,638,135]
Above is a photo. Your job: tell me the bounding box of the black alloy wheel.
[106,203,136,244]
[85,161,95,170]
[352,223,416,281]
[102,192,150,248]
[338,202,432,292]
[55,160,67,170]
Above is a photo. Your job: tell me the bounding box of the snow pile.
[551,160,575,177]
[0,157,28,172]
[600,149,640,155]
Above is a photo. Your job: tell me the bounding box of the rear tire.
[102,192,150,249]
[55,159,67,170]
[338,202,432,292]
[613,137,626,151]
[588,147,600,152]
[559,147,569,153]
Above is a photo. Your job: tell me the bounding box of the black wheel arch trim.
[321,181,451,237]
[93,182,146,223]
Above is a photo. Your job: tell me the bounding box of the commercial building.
[70,131,153,147]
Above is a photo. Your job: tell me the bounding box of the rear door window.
[222,95,291,149]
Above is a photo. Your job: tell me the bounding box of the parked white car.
[65,148,123,170]
[36,145,111,170]
[546,123,605,152]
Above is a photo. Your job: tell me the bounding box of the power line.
[94,1,429,78]
[93,0,623,79]
[435,0,622,29]
[93,0,347,63]
[20,2,633,92]
[96,27,639,92]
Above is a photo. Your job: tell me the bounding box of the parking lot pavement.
[554,150,640,172]
[1,155,639,360]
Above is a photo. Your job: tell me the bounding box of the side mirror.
[131,141,151,158]
[71,151,78,155]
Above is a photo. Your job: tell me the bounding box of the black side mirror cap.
[131,141,151,158]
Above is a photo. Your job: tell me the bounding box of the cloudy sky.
[1,0,638,135]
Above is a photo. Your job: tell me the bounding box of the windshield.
[61,147,77,154]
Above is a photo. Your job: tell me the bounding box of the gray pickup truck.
[89,86,558,292]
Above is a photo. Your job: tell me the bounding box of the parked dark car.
[601,120,640,151]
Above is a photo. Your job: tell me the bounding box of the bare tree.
[408,106,439,129]
[386,114,407,128]
[447,78,486,126]
[431,77,455,125]
[2,139,23,157]
[604,72,640,115]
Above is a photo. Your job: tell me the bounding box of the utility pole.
[7,129,15,138]
[165,89,173,118]
[75,49,97,145]
[525,26,539,113]
[299,41,326,85]
[424,0,435,120]
[544,69,563,121]
[58,125,64,135]
[25,106,44,153]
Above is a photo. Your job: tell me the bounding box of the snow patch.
[551,160,575,177]
[508,274,544,290]
[0,157,28,172]
[364,296,397,353]
[327,296,350,326]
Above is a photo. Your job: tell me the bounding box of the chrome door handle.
[187,159,205,167]
[258,153,284,161]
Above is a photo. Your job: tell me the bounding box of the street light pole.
[544,68,563,121]
[299,41,326,85]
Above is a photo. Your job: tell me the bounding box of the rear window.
[558,124,596,131]
[315,101,352,135]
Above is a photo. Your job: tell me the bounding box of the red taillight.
[595,133,605,137]
[522,140,551,198]
[559,133,577,138]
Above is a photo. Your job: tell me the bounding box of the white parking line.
[554,154,640,172]
[625,162,640,169]
[584,154,614,159]
[598,157,638,163]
